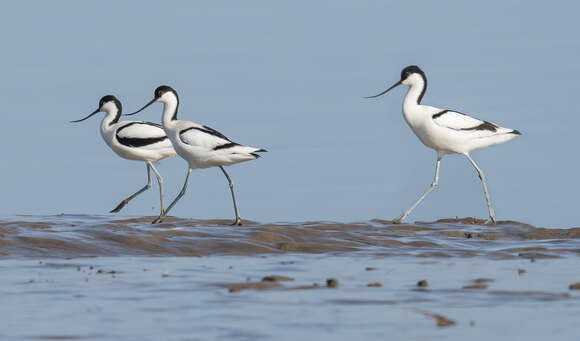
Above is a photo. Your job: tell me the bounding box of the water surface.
[1,216,579,340]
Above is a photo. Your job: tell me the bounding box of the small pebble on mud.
[424,312,456,327]
[518,269,526,275]
[365,267,376,271]
[417,280,428,287]
[262,275,294,282]
[367,282,382,287]
[434,314,455,327]
[326,278,339,288]
[569,282,580,290]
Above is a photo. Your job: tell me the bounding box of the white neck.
[100,109,120,133]
[403,77,426,113]
[161,96,179,126]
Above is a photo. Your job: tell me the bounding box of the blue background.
[0,1,577,227]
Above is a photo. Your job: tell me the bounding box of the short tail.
[251,148,267,159]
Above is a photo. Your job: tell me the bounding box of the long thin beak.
[70,109,100,123]
[125,98,156,116]
[364,80,402,98]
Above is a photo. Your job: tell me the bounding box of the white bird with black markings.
[366,65,520,224]
[127,86,266,225]
[71,95,176,215]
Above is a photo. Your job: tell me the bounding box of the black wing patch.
[116,122,167,148]
[432,110,498,132]
[117,136,167,147]
[432,109,450,119]
[213,142,240,151]
[179,126,232,141]
[201,125,231,141]
[461,121,498,132]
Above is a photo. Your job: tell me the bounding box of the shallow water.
[1,216,580,340]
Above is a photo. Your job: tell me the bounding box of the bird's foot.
[152,216,164,224]
[392,215,405,224]
[232,218,242,226]
[484,218,496,226]
[110,200,128,213]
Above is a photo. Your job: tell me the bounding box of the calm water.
[1,216,579,340]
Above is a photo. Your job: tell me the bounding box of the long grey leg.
[219,166,242,226]
[393,156,441,224]
[148,161,165,216]
[152,168,192,224]
[110,162,152,213]
[465,153,496,224]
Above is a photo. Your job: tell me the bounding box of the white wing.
[432,110,498,132]
[179,125,238,150]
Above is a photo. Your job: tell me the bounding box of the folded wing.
[116,122,168,148]
[432,110,499,132]
[179,125,239,150]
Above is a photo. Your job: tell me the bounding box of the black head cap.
[154,85,177,99]
[401,65,425,80]
[99,95,122,112]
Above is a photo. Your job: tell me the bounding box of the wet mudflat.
[1,216,580,340]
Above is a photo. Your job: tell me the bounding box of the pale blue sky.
[0,1,578,227]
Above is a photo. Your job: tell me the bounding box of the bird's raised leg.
[219,166,242,226]
[110,162,152,213]
[465,153,496,224]
[152,168,192,224]
[148,161,165,216]
[393,156,441,224]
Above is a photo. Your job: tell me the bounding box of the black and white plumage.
[116,121,168,148]
[366,65,520,224]
[71,95,176,215]
[127,86,266,225]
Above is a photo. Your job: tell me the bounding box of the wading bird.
[366,66,520,224]
[71,95,176,215]
[126,86,266,225]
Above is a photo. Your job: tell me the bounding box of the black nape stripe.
[117,136,167,148]
[401,66,427,104]
[417,73,427,104]
[213,142,240,151]
[108,97,123,126]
